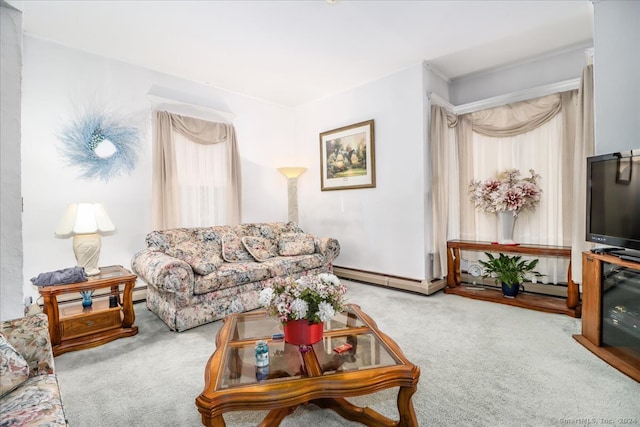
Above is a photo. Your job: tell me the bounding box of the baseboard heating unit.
[333,266,446,295]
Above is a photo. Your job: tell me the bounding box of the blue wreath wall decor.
[58,110,142,182]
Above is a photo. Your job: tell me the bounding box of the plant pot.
[283,319,324,345]
[502,283,524,298]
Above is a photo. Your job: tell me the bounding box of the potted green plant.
[478,252,543,298]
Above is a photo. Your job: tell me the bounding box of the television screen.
[586,150,640,254]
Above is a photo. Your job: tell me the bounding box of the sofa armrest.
[0,313,54,377]
[316,237,341,263]
[131,249,195,295]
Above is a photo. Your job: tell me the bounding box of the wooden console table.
[38,265,138,356]
[446,240,581,318]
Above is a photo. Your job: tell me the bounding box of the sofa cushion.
[0,334,30,398]
[262,254,325,277]
[194,262,271,294]
[0,313,55,377]
[242,236,278,262]
[222,233,254,262]
[165,241,223,275]
[146,228,199,252]
[0,375,67,426]
[278,233,316,256]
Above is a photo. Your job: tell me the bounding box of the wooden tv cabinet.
[445,240,581,317]
[573,252,640,382]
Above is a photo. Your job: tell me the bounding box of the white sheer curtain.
[173,131,228,227]
[468,112,567,284]
[469,113,565,245]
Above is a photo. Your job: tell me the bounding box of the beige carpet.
[55,280,640,426]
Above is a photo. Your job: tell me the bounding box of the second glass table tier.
[219,308,401,389]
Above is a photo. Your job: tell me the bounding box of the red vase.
[283,319,324,345]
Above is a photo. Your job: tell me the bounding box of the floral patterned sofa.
[131,222,340,332]
[0,313,67,426]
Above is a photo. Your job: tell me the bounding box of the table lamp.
[54,203,116,276]
[278,167,307,223]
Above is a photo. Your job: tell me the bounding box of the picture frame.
[616,155,632,184]
[319,119,375,191]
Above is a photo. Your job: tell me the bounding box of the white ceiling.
[9,0,594,107]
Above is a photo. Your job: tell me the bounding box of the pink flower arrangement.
[469,169,542,214]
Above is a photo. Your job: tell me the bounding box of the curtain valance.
[163,112,232,145]
[466,93,562,137]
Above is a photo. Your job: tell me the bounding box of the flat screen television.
[586,149,640,259]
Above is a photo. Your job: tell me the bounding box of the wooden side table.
[38,265,138,356]
[446,240,581,318]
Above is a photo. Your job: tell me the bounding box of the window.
[173,131,228,226]
[151,111,241,230]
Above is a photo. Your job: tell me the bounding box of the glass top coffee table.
[195,304,420,426]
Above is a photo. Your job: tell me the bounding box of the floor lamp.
[277,167,307,224]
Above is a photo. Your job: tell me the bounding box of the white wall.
[449,45,589,105]
[593,0,640,154]
[294,64,430,280]
[0,2,24,320]
[19,36,295,304]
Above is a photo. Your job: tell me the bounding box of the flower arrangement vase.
[283,319,324,345]
[497,211,517,245]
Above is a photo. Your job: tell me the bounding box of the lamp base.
[73,233,101,276]
[287,177,299,224]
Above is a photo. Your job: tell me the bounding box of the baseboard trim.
[333,266,446,295]
[132,286,148,303]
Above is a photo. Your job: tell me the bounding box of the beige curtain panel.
[570,64,595,281]
[430,105,458,278]
[152,111,242,230]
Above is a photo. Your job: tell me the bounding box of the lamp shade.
[55,203,116,238]
[277,167,306,223]
[277,167,307,179]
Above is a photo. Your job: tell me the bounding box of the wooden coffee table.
[195,304,420,426]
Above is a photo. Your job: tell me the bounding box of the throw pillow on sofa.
[0,333,30,398]
[242,236,278,262]
[165,241,224,275]
[222,233,254,262]
[278,232,316,256]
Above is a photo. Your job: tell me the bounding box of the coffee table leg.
[201,414,226,427]
[397,385,418,426]
[312,397,397,426]
[260,407,297,426]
